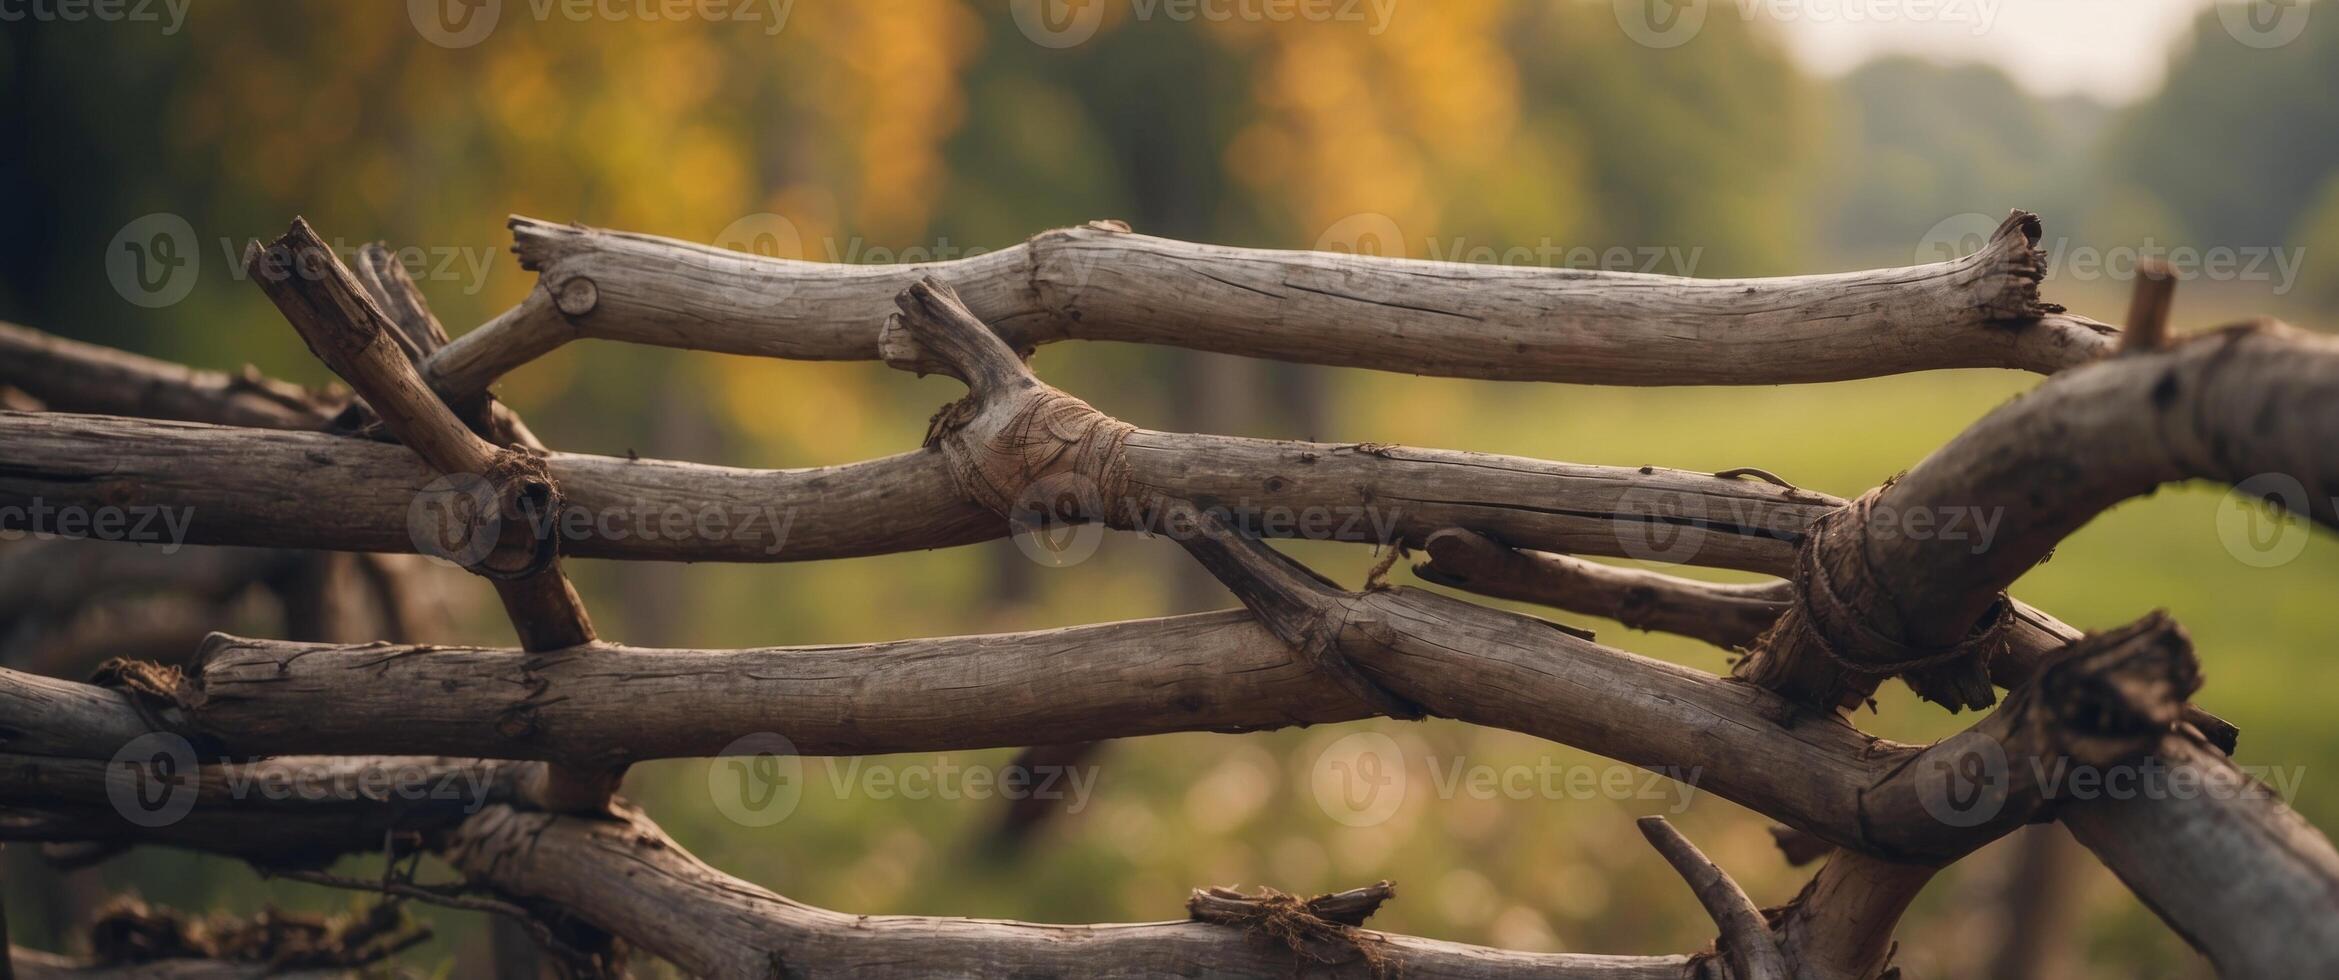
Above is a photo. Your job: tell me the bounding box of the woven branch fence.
[2,209,2336,979]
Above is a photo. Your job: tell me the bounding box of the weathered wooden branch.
[0,580,2203,878]
[1,319,2250,748]
[9,200,2334,979]
[426,209,2114,400]
[0,752,514,867]
[1411,527,2240,753]
[0,406,1827,573]
[435,802,1700,980]
[1635,817,1789,980]
[248,218,611,815]
[1770,849,1933,980]
[0,727,1695,978]
[2060,733,2339,977]
[1414,527,1791,649]
[1736,319,2339,714]
[0,321,332,430]
[11,947,357,979]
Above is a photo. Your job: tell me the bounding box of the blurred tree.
[1814,57,2078,260]
[2106,3,2339,250]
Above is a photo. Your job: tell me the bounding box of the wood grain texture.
[421,210,2116,401]
[0,321,330,430]
[2061,734,2339,978]
[437,803,1701,980]
[1737,321,2339,716]
[0,410,1822,572]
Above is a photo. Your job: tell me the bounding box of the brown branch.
[4,321,2242,751]
[1771,850,1933,980]
[0,407,1818,573]
[3,745,1701,979]
[1635,817,1789,980]
[428,209,2114,400]
[1413,527,1790,649]
[0,322,335,431]
[885,277,2211,867]
[2118,258,2177,355]
[11,947,359,978]
[1412,529,2240,753]
[2060,734,2339,976]
[1735,319,2339,714]
[0,590,2168,869]
[248,218,610,814]
[0,410,992,563]
[435,802,1698,979]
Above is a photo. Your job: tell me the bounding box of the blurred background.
[4,1,2337,976]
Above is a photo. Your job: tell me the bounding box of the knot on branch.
[926,382,1140,528]
[411,448,566,580]
[1188,881,1396,977]
[90,658,201,739]
[889,276,1146,528]
[2023,610,2200,769]
[476,447,565,579]
[1742,487,2008,712]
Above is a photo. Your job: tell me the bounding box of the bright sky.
[1760,0,2231,103]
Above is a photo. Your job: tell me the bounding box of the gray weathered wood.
[427,210,2115,401]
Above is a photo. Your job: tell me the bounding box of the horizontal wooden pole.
[0,410,1823,572]
[422,210,2116,400]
